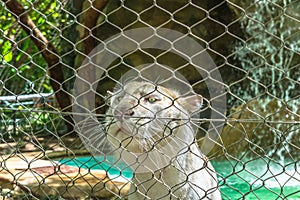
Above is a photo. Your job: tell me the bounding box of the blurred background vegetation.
[0,0,299,160]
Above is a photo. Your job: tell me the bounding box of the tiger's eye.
[147,97,157,103]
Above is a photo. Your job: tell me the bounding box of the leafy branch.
[2,0,74,131]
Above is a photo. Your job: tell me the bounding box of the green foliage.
[0,0,70,95]
[0,0,71,137]
[0,104,65,141]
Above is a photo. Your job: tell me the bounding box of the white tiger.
[106,81,221,200]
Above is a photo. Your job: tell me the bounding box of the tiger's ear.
[178,94,203,114]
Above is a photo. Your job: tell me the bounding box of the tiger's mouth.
[107,117,183,154]
[115,119,153,139]
[116,120,177,142]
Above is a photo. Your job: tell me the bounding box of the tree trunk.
[3,0,74,132]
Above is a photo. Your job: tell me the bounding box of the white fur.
[106,82,221,199]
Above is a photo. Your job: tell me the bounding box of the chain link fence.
[0,0,299,199]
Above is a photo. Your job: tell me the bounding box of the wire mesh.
[0,0,299,199]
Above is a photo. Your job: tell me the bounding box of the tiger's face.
[106,81,202,153]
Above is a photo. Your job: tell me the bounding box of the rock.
[208,98,300,160]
